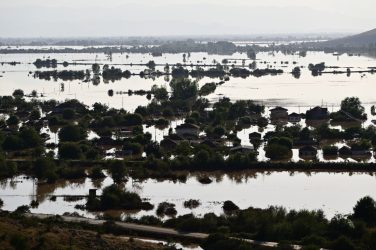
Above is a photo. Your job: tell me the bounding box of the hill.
[323,28,376,47]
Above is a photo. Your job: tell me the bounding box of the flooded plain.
[1,47,376,218]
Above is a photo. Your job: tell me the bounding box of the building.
[306,107,329,120]
[160,138,179,151]
[288,113,301,123]
[299,146,318,158]
[230,145,255,154]
[351,149,371,157]
[270,107,288,120]
[175,123,200,138]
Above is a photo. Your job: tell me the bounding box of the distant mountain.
[323,28,376,47]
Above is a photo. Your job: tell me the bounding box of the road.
[26,213,208,240]
[25,212,327,249]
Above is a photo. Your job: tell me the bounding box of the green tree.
[29,109,41,121]
[340,97,366,120]
[34,157,57,180]
[58,124,87,142]
[12,89,24,98]
[6,115,19,126]
[352,196,376,225]
[170,78,198,100]
[58,142,83,159]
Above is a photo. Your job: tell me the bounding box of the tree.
[34,157,57,180]
[292,67,301,79]
[6,115,19,126]
[58,142,83,159]
[19,127,43,148]
[108,160,126,182]
[265,144,292,160]
[352,196,376,225]
[213,126,226,138]
[194,150,210,166]
[29,109,41,121]
[92,63,100,74]
[170,78,198,100]
[151,85,168,101]
[12,89,24,98]
[58,124,87,142]
[247,49,256,60]
[340,97,366,120]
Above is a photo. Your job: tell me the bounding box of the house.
[288,113,301,123]
[175,123,200,138]
[230,145,255,154]
[293,138,318,147]
[160,138,179,151]
[116,128,132,138]
[115,149,134,158]
[351,149,371,157]
[270,107,288,120]
[166,134,185,141]
[93,136,121,148]
[306,107,329,120]
[299,146,318,158]
[200,140,219,148]
[249,132,262,140]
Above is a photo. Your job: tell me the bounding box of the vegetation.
[0,212,168,250]
[86,184,153,211]
[162,196,376,249]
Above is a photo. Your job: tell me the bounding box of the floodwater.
[0,171,375,219]
[1,50,376,110]
[1,47,376,219]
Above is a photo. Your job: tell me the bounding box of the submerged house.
[306,107,329,120]
[230,145,255,154]
[160,138,179,151]
[299,146,318,158]
[175,123,200,138]
[288,113,301,123]
[270,107,288,120]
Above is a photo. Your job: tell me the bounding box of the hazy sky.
[1,0,375,37]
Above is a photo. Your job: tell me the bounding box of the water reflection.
[0,171,375,219]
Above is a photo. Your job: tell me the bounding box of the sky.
[0,0,375,37]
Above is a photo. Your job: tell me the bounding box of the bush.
[184,199,201,209]
[156,202,177,217]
